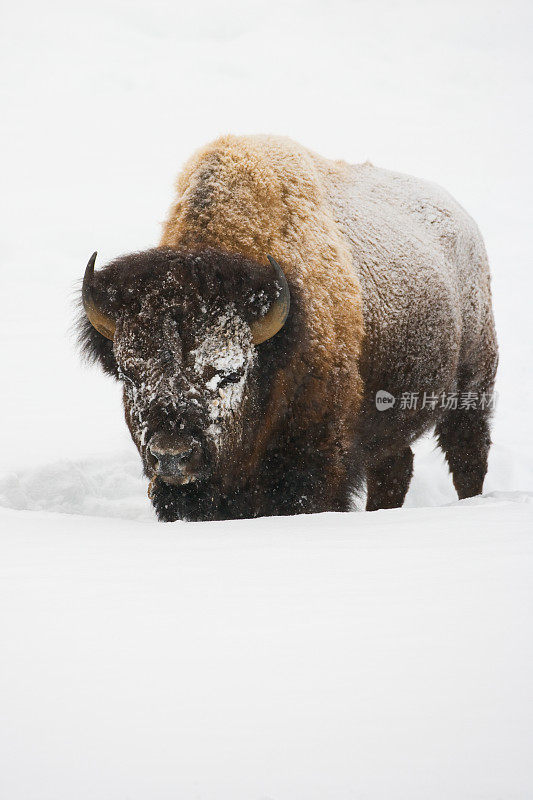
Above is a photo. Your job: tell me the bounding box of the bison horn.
[82,252,116,341]
[250,256,290,345]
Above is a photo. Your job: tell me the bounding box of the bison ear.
[249,256,290,345]
[82,252,116,341]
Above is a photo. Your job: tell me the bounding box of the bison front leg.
[366,447,414,511]
[267,464,354,516]
[261,437,359,516]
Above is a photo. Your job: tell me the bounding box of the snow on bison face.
[116,300,257,485]
[80,248,290,488]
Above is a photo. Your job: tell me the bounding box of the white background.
[1,1,532,798]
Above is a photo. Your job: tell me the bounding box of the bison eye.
[218,370,243,387]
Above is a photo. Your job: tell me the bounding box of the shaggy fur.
[78,135,498,520]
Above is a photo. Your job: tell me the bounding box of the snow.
[1,498,532,799]
[189,306,254,436]
[1,0,532,797]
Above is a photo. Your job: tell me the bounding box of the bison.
[78,135,498,521]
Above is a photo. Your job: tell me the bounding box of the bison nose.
[148,438,201,480]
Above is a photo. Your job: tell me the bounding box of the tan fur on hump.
[160,134,365,434]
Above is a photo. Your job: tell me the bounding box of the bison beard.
[148,444,365,522]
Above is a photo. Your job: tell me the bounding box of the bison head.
[79,247,290,510]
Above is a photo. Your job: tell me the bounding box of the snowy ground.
[1,0,532,797]
[1,497,532,800]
